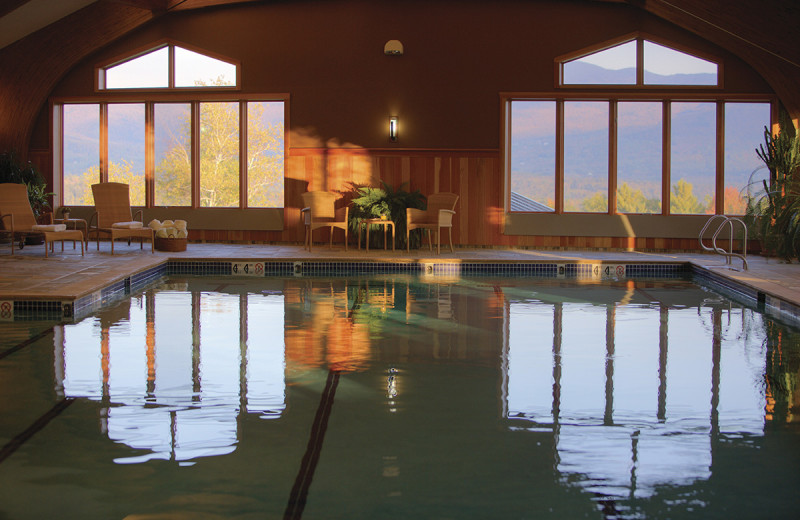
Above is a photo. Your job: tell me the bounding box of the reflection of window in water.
[503,284,768,498]
[56,288,286,464]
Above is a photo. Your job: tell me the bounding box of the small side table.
[359,218,395,252]
[54,218,88,247]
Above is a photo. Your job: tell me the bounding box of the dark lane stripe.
[0,398,75,465]
[284,370,341,520]
[0,328,55,361]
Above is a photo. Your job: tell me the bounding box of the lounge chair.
[0,182,84,257]
[89,182,154,254]
[406,192,459,254]
[300,191,349,251]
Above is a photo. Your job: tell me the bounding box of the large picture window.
[58,99,285,209]
[506,98,769,216]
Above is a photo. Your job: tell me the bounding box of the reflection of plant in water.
[764,320,800,423]
[348,282,395,338]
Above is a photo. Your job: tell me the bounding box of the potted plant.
[1,151,53,245]
[347,181,426,250]
[1,151,52,220]
[744,118,800,262]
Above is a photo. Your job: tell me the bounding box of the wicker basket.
[155,236,187,252]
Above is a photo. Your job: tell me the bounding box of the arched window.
[98,42,238,90]
[504,35,770,218]
[559,36,719,87]
[58,42,284,212]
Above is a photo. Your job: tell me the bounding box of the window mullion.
[716,101,725,215]
[100,103,108,183]
[555,99,564,214]
[145,102,154,208]
[662,101,671,215]
[608,100,618,215]
[192,102,200,208]
[636,39,644,86]
[240,101,248,209]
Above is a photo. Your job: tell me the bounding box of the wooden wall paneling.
[457,156,469,246]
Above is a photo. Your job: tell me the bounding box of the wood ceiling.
[1,0,798,156]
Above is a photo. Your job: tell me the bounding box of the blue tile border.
[2,260,797,326]
[692,264,800,327]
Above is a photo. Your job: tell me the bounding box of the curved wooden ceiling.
[0,0,798,156]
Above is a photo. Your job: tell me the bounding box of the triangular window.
[563,41,637,85]
[558,35,719,87]
[99,43,238,90]
[643,41,717,85]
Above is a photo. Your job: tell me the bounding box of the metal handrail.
[699,215,748,270]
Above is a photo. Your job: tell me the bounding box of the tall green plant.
[0,151,43,185]
[0,151,51,222]
[348,181,426,249]
[745,124,800,261]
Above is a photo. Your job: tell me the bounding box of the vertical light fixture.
[389,117,398,142]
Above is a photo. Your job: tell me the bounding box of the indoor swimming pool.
[0,273,798,519]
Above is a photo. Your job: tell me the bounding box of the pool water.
[1,274,799,519]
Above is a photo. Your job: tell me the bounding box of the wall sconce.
[384,40,404,56]
[389,117,398,142]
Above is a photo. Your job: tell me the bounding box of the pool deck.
[1,240,799,317]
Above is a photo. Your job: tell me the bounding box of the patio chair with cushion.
[0,182,84,257]
[406,192,459,254]
[89,182,154,254]
[300,191,349,252]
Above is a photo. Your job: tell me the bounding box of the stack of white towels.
[148,219,188,239]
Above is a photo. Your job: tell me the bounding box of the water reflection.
[51,275,798,509]
[504,281,775,500]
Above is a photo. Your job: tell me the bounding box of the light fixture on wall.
[389,117,398,142]
[384,40,404,56]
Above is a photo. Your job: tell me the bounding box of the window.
[564,101,608,212]
[59,99,285,209]
[507,36,770,217]
[105,47,169,89]
[247,102,285,208]
[107,103,145,206]
[559,36,718,87]
[63,104,99,206]
[617,102,662,213]
[154,103,192,207]
[507,98,770,216]
[724,103,772,214]
[563,41,637,85]
[200,102,240,207]
[670,102,716,215]
[643,41,717,86]
[99,43,238,90]
[509,101,556,212]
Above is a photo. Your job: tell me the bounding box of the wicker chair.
[406,192,459,254]
[89,182,154,254]
[0,183,84,257]
[300,191,349,251]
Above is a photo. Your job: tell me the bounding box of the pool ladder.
[699,215,748,271]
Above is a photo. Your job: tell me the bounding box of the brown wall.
[38,0,774,250]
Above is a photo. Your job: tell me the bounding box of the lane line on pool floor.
[284,369,341,520]
[0,398,75,465]
[0,327,55,361]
